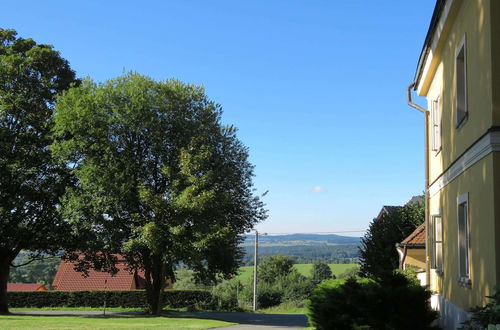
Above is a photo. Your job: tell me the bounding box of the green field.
[237,263,359,282]
[0,315,234,330]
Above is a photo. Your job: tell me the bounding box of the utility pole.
[253,230,258,312]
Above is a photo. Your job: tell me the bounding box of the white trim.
[429,130,500,196]
[416,0,457,95]
[431,294,470,330]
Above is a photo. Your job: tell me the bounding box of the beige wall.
[404,249,426,270]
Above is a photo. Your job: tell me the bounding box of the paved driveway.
[173,312,309,329]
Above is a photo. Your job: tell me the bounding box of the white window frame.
[431,95,442,152]
[457,193,471,287]
[455,35,468,128]
[431,214,443,275]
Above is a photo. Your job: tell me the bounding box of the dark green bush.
[307,273,438,330]
[7,290,212,309]
[461,289,500,329]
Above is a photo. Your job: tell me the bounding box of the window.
[431,96,442,151]
[431,215,443,273]
[456,36,467,127]
[457,193,470,286]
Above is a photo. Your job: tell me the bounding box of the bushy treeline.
[210,256,336,311]
[242,244,359,265]
[9,254,60,288]
[8,290,212,309]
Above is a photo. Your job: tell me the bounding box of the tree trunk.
[144,255,167,315]
[0,257,11,314]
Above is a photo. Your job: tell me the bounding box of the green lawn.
[237,263,359,282]
[0,315,234,330]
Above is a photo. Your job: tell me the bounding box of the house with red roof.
[52,256,150,291]
[52,253,175,291]
[396,223,426,285]
[7,283,48,291]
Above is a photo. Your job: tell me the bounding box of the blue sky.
[2,1,436,236]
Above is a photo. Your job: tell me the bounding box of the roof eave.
[413,0,447,89]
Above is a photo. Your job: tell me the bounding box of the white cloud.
[312,186,327,193]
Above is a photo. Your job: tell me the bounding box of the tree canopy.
[258,255,294,284]
[359,200,424,279]
[51,73,266,314]
[310,261,334,285]
[0,28,78,313]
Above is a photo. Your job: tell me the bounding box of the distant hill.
[242,233,361,246]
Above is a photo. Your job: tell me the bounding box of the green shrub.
[307,273,438,330]
[7,290,212,309]
[337,267,360,280]
[211,278,244,311]
[461,289,500,329]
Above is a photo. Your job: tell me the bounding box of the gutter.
[407,82,431,288]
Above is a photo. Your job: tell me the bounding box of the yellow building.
[408,0,500,328]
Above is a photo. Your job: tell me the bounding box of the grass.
[237,263,359,282]
[259,305,307,314]
[0,314,235,329]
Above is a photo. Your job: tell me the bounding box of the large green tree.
[258,255,294,284]
[310,261,334,285]
[359,200,424,279]
[0,29,78,313]
[52,73,266,314]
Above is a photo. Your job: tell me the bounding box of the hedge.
[7,290,213,309]
[307,274,439,330]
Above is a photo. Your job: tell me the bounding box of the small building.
[7,283,48,291]
[396,223,426,285]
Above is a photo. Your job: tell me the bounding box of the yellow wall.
[404,249,426,270]
[425,0,493,184]
[420,0,500,311]
[490,0,500,124]
[430,154,496,310]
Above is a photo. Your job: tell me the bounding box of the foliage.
[0,28,78,313]
[258,255,294,284]
[307,273,438,330]
[51,73,266,314]
[393,266,421,287]
[278,270,315,303]
[7,290,212,309]
[173,268,211,290]
[211,278,244,311]
[9,254,60,288]
[359,201,424,279]
[238,257,314,309]
[310,261,334,285]
[461,289,500,329]
[337,266,360,280]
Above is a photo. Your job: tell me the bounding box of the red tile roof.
[52,256,146,291]
[7,283,48,291]
[401,223,426,247]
